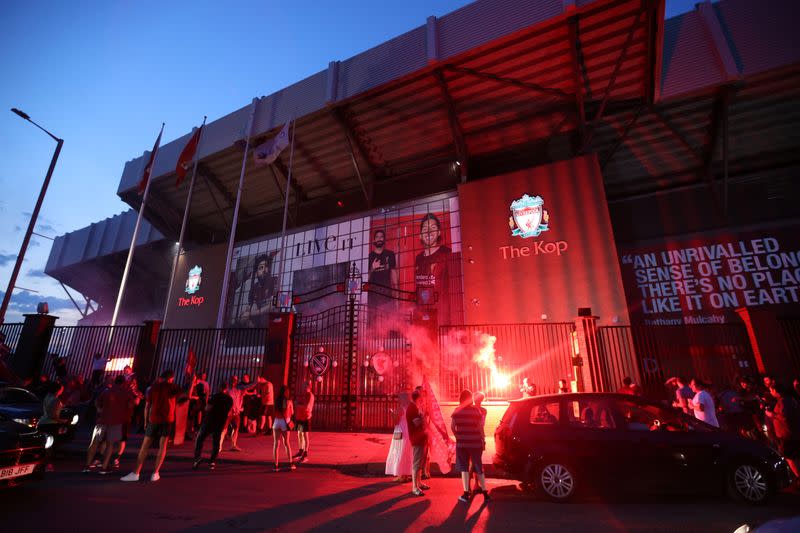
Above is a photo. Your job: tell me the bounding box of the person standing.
[385,392,413,482]
[121,370,184,482]
[451,390,490,503]
[222,375,244,451]
[470,391,488,493]
[618,376,643,396]
[193,381,234,470]
[666,376,694,414]
[690,378,719,428]
[406,389,429,496]
[256,375,274,436]
[765,383,800,480]
[38,381,68,471]
[272,385,296,472]
[293,381,314,463]
[519,377,536,398]
[85,375,134,474]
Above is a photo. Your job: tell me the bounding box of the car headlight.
[45,435,54,449]
[13,418,34,427]
[71,414,79,425]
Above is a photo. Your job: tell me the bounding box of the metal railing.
[778,317,800,376]
[43,325,143,380]
[439,322,575,401]
[153,328,269,389]
[597,326,642,392]
[0,322,24,354]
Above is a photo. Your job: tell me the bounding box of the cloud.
[28,240,41,248]
[0,289,73,315]
[0,253,15,267]
[26,269,49,278]
[14,225,22,232]
[36,223,58,234]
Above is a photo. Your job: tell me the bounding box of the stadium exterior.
[8,0,798,427]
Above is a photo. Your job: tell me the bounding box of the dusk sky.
[0,0,700,325]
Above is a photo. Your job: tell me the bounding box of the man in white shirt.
[690,378,719,427]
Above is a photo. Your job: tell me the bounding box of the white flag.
[253,122,290,166]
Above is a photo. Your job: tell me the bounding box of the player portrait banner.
[458,154,629,325]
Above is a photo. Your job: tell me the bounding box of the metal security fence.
[42,325,143,380]
[0,322,24,354]
[778,318,800,376]
[439,322,576,401]
[597,326,642,392]
[153,328,269,389]
[631,323,757,396]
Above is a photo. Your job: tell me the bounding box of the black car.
[0,414,51,487]
[0,386,79,445]
[493,393,794,504]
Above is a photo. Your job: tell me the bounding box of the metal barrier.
[439,323,575,401]
[153,328,269,389]
[778,318,800,376]
[0,322,24,355]
[42,325,143,381]
[631,323,756,397]
[597,326,642,392]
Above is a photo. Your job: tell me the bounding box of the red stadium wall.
[458,154,629,325]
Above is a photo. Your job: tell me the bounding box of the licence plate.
[0,463,36,480]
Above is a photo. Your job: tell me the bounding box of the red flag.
[137,126,164,195]
[185,346,197,376]
[175,125,203,187]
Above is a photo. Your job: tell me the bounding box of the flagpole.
[110,123,165,332]
[216,98,259,329]
[163,117,207,326]
[277,115,297,306]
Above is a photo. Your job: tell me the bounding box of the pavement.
[62,424,500,477]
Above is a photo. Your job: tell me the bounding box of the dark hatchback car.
[0,386,79,445]
[0,415,50,487]
[494,393,794,504]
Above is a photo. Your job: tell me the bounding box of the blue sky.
[0,0,700,324]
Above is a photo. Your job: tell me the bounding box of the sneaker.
[120,472,140,482]
[150,472,160,482]
[458,491,471,503]
[113,458,120,468]
[292,450,303,459]
[90,459,102,468]
[272,465,280,472]
[411,488,424,497]
[230,446,242,452]
[98,469,113,475]
[289,463,297,471]
[82,467,92,474]
[192,460,202,470]
[208,462,216,470]
[297,455,307,464]
[419,483,431,490]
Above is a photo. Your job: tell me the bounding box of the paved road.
[4,456,798,533]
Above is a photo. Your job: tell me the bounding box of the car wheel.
[537,461,577,502]
[727,463,773,504]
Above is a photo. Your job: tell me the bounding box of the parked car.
[0,413,52,487]
[0,386,79,445]
[493,393,794,504]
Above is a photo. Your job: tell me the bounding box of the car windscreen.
[0,388,40,404]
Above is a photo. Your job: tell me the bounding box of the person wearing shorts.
[272,385,295,471]
[85,375,134,474]
[121,370,184,482]
[293,381,314,463]
[451,389,489,503]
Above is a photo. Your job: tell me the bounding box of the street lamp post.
[0,109,63,324]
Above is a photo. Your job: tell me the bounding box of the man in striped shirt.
[451,389,489,503]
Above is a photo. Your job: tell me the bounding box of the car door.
[560,397,629,490]
[609,398,688,493]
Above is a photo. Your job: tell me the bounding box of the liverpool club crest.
[509,194,550,238]
[310,351,331,377]
[185,265,203,295]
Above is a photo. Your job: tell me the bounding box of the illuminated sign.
[185,265,203,295]
[105,357,134,372]
[509,194,549,238]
